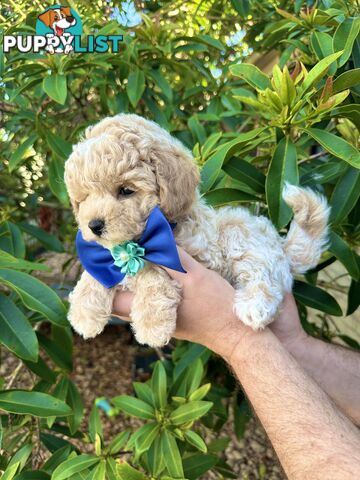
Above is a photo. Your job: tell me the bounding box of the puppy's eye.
[118,186,135,197]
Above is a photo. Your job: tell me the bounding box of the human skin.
[113,247,360,479]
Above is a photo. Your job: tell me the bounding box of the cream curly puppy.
[64,114,329,347]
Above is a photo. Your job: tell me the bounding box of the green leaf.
[265,136,298,229]
[146,436,165,477]
[0,222,25,259]
[333,69,360,93]
[222,157,266,193]
[127,69,145,108]
[116,462,147,480]
[148,70,173,102]
[330,167,360,224]
[0,293,38,361]
[38,334,72,372]
[208,437,230,453]
[9,443,32,471]
[135,422,159,453]
[43,446,72,474]
[8,133,37,172]
[133,382,154,406]
[0,249,49,272]
[19,223,64,253]
[1,462,20,480]
[347,279,360,315]
[46,131,72,160]
[0,269,67,326]
[127,423,156,449]
[14,470,50,479]
[310,31,333,60]
[105,458,118,480]
[40,434,73,453]
[230,64,271,90]
[24,355,57,383]
[89,404,103,443]
[300,160,347,187]
[183,454,218,480]
[301,51,342,94]
[331,104,360,131]
[201,132,222,158]
[151,361,167,409]
[302,128,360,169]
[189,383,211,401]
[170,400,213,425]
[186,358,204,394]
[188,116,206,145]
[51,455,99,480]
[201,128,266,192]
[112,395,155,419]
[329,231,359,280]
[293,280,342,316]
[108,430,130,455]
[48,157,69,206]
[161,431,184,478]
[173,343,208,379]
[87,460,106,480]
[338,334,360,350]
[184,430,207,453]
[0,390,72,417]
[333,17,360,67]
[196,34,224,51]
[230,0,250,17]
[234,398,251,440]
[67,380,84,435]
[214,460,237,479]
[203,188,258,207]
[43,75,67,105]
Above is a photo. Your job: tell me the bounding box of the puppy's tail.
[282,184,330,275]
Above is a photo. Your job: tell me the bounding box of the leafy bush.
[0,0,359,477]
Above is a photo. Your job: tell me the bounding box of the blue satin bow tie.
[76,206,186,288]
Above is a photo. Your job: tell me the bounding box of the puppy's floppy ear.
[61,6,72,16]
[38,9,53,27]
[151,138,200,221]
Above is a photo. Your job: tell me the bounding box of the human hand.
[269,293,308,352]
[112,247,255,360]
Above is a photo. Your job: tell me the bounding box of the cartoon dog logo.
[36,5,81,54]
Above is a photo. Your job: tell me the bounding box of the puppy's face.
[38,7,76,35]
[64,114,199,249]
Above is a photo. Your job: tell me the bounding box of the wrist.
[282,329,311,358]
[205,318,259,363]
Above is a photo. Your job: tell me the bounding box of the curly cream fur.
[64,114,329,346]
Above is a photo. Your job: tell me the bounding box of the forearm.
[209,326,360,480]
[289,335,360,425]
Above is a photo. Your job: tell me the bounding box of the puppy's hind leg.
[231,252,292,330]
[68,271,115,339]
[233,280,284,330]
[129,266,182,347]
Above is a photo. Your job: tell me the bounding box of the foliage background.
[0,0,359,478]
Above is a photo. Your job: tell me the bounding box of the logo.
[3,4,123,54]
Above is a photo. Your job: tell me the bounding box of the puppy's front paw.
[68,303,110,339]
[233,290,280,330]
[132,307,177,347]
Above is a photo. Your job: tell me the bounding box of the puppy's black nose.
[88,219,105,236]
[66,15,75,22]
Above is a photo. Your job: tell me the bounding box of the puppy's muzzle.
[88,219,105,236]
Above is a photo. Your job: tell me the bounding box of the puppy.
[38,7,76,54]
[64,114,329,347]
